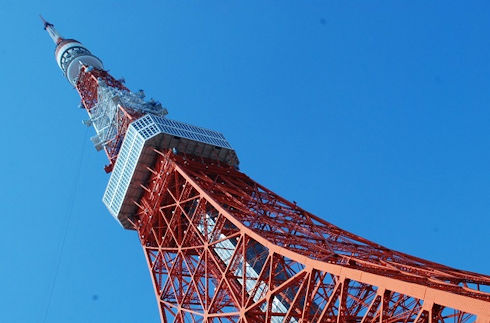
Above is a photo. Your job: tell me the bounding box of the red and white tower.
[43,18,490,322]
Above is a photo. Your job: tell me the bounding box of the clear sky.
[0,1,489,322]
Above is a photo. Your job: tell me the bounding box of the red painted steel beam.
[134,150,490,322]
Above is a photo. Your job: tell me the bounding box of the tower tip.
[39,15,53,30]
[40,15,63,45]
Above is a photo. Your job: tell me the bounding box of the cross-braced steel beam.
[132,150,490,322]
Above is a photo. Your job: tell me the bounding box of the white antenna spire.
[40,15,62,44]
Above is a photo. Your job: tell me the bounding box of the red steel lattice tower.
[42,18,490,322]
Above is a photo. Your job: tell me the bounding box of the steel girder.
[132,150,490,323]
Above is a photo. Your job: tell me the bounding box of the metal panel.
[103,114,239,228]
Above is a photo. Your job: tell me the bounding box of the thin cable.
[41,128,89,323]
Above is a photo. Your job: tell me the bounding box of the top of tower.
[40,15,62,45]
[41,15,103,85]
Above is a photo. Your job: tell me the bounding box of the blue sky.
[0,1,489,322]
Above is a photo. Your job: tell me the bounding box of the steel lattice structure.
[42,18,490,322]
[134,151,490,322]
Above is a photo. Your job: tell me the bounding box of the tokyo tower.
[42,17,490,322]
